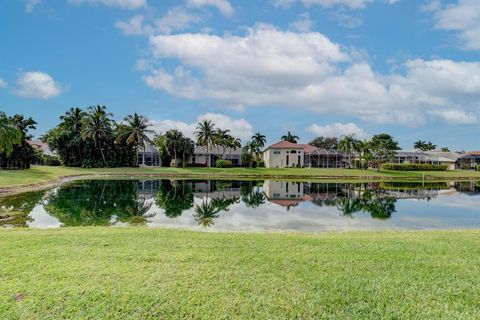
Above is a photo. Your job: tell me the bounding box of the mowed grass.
[2,165,480,188]
[1,228,480,319]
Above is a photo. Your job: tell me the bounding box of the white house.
[263,141,305,168]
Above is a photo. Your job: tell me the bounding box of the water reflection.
[1,179,479,231]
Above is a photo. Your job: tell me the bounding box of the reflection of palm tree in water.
[194,199,221,228]
[118,196,156,225]
[241,184,265,208]
[336,189,397,220]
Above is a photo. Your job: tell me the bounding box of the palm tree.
[60,107,86,133]
[116,113,154,166]
[424,141,437,151]
[251,132,266,149]
[213,128,231,159]
[195,120,215,167]
[441,147,450,152]
[414,140,426,150]
[81,105,113,165]
[281,131,299,143]
[339,134,356,169]
[0,112,21,157]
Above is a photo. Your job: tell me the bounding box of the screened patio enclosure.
[304,148,346,168]
[394,150,440,164]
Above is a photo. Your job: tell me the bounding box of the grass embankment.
[1,165,480,190]
[1,228,479,319]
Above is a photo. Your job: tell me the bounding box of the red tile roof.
[467,151,480,156]
[265,141,306,150]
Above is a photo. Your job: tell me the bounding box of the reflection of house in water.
[137,180,161,199]
[189,180,243,199]
[263,180,305,208]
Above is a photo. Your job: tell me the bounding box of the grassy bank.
[1,165,480,189]
[1,228,479,319]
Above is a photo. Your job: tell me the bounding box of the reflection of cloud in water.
[28,204,62,228]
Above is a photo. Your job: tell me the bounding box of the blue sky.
[1,0,479,150]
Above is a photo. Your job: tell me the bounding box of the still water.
[1,179,480,231]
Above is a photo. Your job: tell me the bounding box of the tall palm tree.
[81,106,113,165]
[251,132,266,149]
[213,128,231,159]
[60,107,86,133]
[339,134,356,169]
[414,140,426,150]
[0,112,21,157]
[281,131,299,143]
[251,132,266,158]
[116,113,154,166]
[195,120,215,167]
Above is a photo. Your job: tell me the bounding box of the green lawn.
[1,165,480,189]
[1,228,479,319]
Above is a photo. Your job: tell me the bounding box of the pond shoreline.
[1,170,480,196]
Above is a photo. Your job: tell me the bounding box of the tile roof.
[265,141,307,150]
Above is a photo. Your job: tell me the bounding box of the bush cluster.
[382,163,448,171]
[215,159,233,168]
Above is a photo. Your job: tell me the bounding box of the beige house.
[263,141,305,168]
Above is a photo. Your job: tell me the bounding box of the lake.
[1,179,480,231]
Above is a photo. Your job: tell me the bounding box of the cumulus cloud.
[15,72,62,99]
[306,122,370,138]
[428,0,480,50]
[429,110,479,124]
[67,0,147,9]
[187,0,234,17]
[140,24,480,125]
[150,113,253,141]
[0,78,7,88]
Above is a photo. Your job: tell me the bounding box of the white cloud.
[15,71,62,99]
[187,0,234,17]
[154,7,202,34]
[150,113,253,141]
[307,122,370,138]
[289,13,314,32]
[115,15,149,35]
[329,9,363,28]
[273,0,399,9]
[25,0,42,13]
[429,0,480,50]
[140,25,480,125]
[0,78,6,88]
[116,9,202,36]
[429,110,479,124]
[67,0,147,9]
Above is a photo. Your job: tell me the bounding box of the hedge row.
[382,163,448,171]
[215,159,233,168]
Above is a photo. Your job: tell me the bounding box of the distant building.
[262,141,346,168]
[188,146,242,167]
[28,140,56,157]
[137,144,160,167]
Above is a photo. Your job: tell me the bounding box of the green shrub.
[382,163,448,171]
[215,159,232,168]
[476,165,480,171]
[256,159,265,168]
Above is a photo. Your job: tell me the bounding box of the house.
[263,141,346,168]
[28,140,56,157]
[188,146,242,167]
[427,151,463,171]
[457,151,480,170]
[263,180,305,209]
[137,144,160,166]
[263,141,305,168]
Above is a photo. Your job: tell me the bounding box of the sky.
[0,0,479,150]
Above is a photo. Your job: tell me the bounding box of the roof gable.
[265,141,305,150]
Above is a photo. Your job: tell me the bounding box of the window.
[286,155,289,166]
[286,182,289,193]
[298,155,301,165]
[291,150,297,154]
[273,150,281,155]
